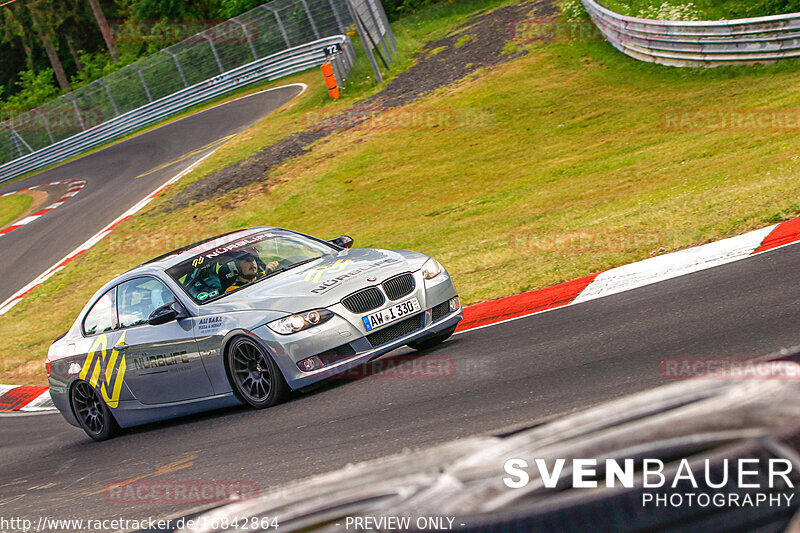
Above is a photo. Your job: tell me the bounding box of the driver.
[225,246,279,293]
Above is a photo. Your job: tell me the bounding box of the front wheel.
[70,380,120,441]
[226,336,289,409]
[407,325,457,351]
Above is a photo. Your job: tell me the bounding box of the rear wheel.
[407,325,457,351]
[70,380,120,441]
[226,336,289,409]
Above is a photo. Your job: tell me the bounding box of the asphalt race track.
[0,84,304,305]
[2,242,800,524]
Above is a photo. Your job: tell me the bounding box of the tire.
[70,380,120,441]
[407,325,457,351]
[226,336,289,409]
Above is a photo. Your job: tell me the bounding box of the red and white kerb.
[0,179,86,237]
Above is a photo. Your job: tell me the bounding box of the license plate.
[362,297,421,331]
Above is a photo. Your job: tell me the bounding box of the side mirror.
[148,302,184,326]
[329,235,354,249]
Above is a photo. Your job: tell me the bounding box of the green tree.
[216,0,261,19]
[0,3,37,70]
[0,69,60,114]
[126,0,222,21]
[86,0,120,62]
[26,0,71,91]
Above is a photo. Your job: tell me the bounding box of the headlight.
[267,309,334,334]
[421,258,442,280]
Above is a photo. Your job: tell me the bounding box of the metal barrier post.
[328,0,346,34]
[202,32,226,73]
[371,0,396,53]
[8,124,33,156]
[129,65,153,103]
[97,80,119,116]
[3,123,18,159]
[344,0,383,82]
[1,123,14,160]
[63,95,86,131]
[262,5,292,49]
[164,50,189,87]
[365,0,392,63]
[35,110,55,144]
[231,17,260,60]
[299,0,321,39]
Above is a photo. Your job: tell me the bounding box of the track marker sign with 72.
[324,43,343,57]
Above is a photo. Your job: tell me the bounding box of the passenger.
[225,247,279,293]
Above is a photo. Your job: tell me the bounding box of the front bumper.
[253,270,461,389]
[281,307,461,390]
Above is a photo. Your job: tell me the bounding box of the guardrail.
[0,35,355,184]
[581,0,800,67]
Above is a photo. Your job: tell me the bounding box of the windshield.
[166,230,334,304]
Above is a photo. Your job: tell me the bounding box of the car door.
[116,276,214,405]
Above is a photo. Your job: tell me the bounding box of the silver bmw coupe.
[47,227,461,440]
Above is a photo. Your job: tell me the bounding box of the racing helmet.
[230,245,260,262]
[229,245,265,281]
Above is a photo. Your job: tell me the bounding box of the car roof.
[135,227,275,270]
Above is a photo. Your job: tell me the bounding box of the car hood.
[200,248,428,314]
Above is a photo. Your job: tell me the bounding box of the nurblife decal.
[307,258,402,294]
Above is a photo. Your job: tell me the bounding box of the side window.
[83,288,118,336]
[118,277,175,328]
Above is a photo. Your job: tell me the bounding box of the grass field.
[0,194,32,229]
[3,0,800,384]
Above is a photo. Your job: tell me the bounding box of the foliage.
[560,0,589,20]
[382,0,443,21]
[712,0,800,18]
[0,69,60,114]
[1,0,505,117]
[68,49,140,89]
[600,0,800,19]
[636,2,700,20]
[0,0,256,113]
[217,0,262,19]
[125,0,222,21]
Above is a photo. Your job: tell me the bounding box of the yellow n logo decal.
[304,259,352,282]
[79,332,128,408]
